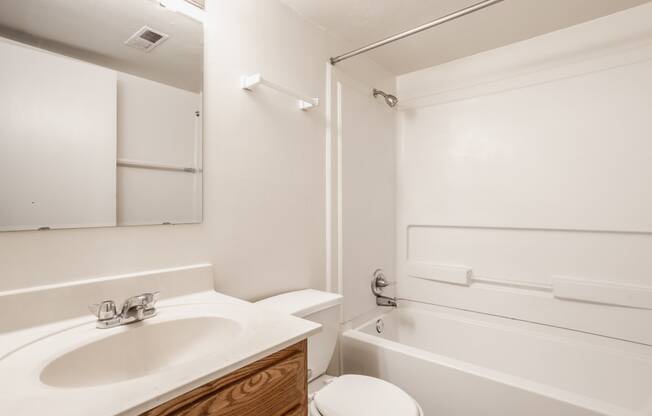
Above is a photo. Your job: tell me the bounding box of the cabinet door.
[142,340,307,416]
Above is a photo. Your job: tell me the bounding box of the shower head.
[373,88,398,108]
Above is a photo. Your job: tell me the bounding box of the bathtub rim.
[344,305,652,416]
[348,301,652,358]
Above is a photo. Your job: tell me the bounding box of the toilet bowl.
[256,289,423,416]
[308,374,423,416]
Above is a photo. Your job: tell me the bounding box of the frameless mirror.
[0,0,204,231]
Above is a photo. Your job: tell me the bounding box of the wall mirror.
[0,0,204,231]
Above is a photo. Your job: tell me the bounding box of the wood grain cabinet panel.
[142,340,307,416]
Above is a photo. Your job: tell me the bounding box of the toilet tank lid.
[256,289,343,318]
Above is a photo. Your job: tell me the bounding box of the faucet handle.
[371,269,395,297]
[89,300,117,320]
[373,269,394,287]
[375,276,393,288]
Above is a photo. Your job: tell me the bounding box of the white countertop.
[0,290,320,416]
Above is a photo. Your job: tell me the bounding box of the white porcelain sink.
[0,303,254,393]
[0,284,320,416]
[40,316,242,388]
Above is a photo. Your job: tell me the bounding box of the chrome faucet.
[371,269,397,307]
[89,292,159,329]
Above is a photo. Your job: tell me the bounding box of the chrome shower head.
[373,88,398,108]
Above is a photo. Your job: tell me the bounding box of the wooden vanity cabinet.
[142,340,307,416]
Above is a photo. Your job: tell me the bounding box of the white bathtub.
[341,302,652,416]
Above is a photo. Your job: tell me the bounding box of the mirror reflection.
[0,0,204,231]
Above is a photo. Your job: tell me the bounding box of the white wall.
[0,0,394,302]
[117,72,202,226]
[396,3,652,344]
[0,37,117,231]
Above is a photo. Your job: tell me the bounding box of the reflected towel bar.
[241,73,319,110]
[117,159,199,173]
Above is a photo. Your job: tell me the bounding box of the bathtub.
[341,302,652,416]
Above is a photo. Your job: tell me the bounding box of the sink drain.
[376,319,384,334]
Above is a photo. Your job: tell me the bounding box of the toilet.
[257,289,423,416]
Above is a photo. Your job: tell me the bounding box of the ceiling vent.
[124,26,169,52]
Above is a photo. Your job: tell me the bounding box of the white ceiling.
[0,0,203,92]
[281,0,652,74]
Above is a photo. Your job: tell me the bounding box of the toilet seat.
[309,375,422,416]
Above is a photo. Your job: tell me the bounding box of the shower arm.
[373,88,398,107]
[330,0,505,65]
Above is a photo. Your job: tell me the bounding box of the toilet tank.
[256,289,343,381]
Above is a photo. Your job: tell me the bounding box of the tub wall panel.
[395,4,652,344]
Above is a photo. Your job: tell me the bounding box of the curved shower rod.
[330,0,505,65]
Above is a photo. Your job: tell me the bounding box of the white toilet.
[257,289,423,416]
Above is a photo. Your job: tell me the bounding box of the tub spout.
[376,294,397,307]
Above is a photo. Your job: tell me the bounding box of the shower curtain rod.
[329,0,505,65]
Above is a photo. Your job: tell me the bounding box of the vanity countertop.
[0,287,320,415]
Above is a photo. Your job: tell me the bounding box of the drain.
[376,319,384,334]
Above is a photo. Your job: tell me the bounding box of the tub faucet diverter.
[371,269,397,307]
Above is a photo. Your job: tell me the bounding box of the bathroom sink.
[0,288,321,416]
[0,303,257,392]
[39,314,243,388]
